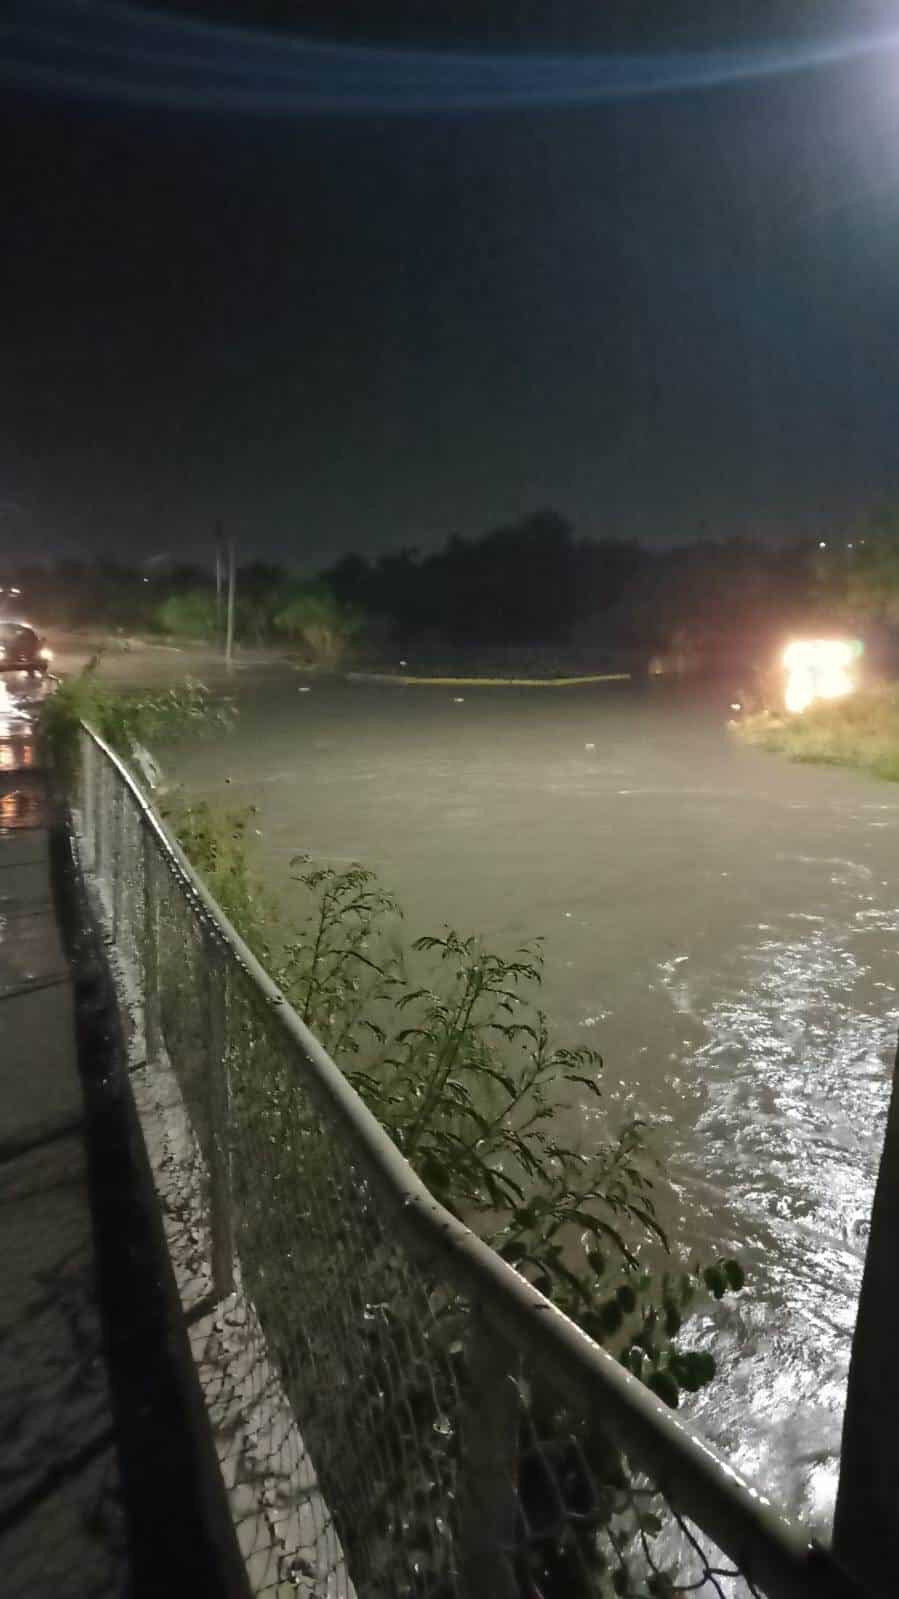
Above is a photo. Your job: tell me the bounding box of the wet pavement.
[163,668,899,1538]
[0,674,128,1597]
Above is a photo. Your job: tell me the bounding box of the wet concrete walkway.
[0,723,128,1595]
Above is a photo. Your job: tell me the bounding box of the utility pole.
[225,535,236,670]
[215,519,224,632]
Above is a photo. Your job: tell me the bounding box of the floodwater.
[159,669,898,1536]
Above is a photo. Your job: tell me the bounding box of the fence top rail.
[79,719,859,1599]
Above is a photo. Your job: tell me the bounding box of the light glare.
[783,639,855,714]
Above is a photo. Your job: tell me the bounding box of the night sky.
[4,1,899,570]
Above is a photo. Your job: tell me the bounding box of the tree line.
[4,505,896,667]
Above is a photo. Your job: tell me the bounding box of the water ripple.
[660,904,898,1532]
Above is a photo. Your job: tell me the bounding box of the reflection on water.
[0,674,45,826]
[0,787,43,828]
[661,904,897,1535]
[0,739,34,770]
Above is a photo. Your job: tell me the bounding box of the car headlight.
[39,647,53,662]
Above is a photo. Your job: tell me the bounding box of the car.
[0,621,53,676]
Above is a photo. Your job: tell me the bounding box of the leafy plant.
[203,848,746,1597]
[37,657,236,788]
[271,858,743,1399]
[163,798,274,953]
[156,588,219,639]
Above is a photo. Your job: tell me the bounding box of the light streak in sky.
[3,1,899,117]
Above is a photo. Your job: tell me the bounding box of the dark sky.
[4,1,899,570]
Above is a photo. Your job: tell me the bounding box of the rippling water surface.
[653,879,898,1532]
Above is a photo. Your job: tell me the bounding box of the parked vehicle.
[0,621,53,676]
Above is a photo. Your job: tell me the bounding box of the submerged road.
[154,668,897,1535]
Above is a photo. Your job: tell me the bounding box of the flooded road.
[161,669,898,1536]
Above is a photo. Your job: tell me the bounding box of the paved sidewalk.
[0,742,128,1596]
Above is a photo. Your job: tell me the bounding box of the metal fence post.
[111,783,124,944]
[206,938,234,1301]
[833,1031,899,1597]
[81,732,96,870]
[94,752,105,882]
[142,828,162,1069]
[459,1315,520,1599]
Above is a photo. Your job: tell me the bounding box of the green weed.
[269,856,742,1384]
[37,656,235,787]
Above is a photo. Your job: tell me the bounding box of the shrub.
[273,858,742,1373]
[273,584,363,667]
[165,832,746,1597]
[156,588,218,640]
[37,658,235,787]
[166,809,744,1416]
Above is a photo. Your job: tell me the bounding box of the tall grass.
[736,685,899,781]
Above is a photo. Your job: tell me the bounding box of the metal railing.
[75,722,863,1599]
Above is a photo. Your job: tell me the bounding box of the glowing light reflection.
[783,639,855,715]
[0,789,41,828]
[0,680,36,774]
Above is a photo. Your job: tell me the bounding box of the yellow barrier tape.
[347,671,632,688]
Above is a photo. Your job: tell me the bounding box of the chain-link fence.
[74,723,863,1599]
